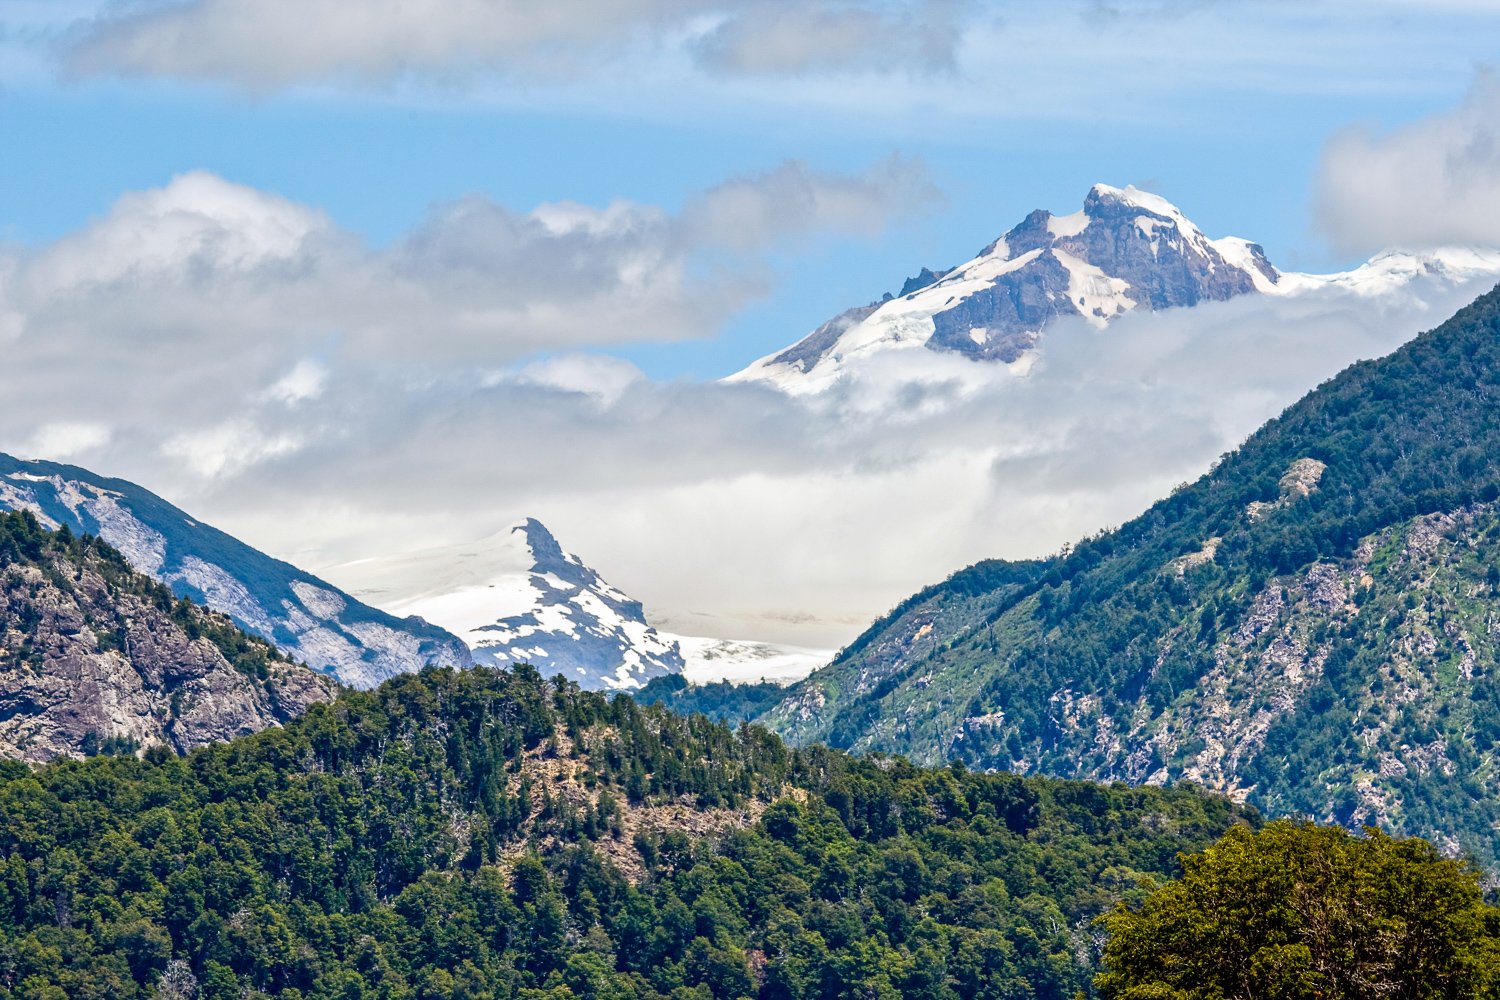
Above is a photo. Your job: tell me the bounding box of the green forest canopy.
[0,665,1254,1000]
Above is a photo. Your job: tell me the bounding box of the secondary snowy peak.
[1277,246,1500,297]
[0,455,470,688]
[332,518,684,691]
[731,184,1277,390]
[330,518,828,691]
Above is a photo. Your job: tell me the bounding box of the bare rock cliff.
[0,510,333,763]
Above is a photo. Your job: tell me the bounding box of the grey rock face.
[926,250,1075,362]
[899,267,951,296]
[740,184,1281,382]
[930,187,1268,360]
[1064,185,1262,307]
[0,523,333,763]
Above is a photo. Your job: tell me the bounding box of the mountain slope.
[329,518,829,690]
[760,283,1500,864]
[0,455,470,687]
[0,509,332,761]
[0,664,1254,998]
[730,184,1500,392]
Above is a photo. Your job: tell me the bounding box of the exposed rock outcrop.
[0,510,333,763]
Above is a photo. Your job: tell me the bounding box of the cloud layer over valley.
[3,165,1495,646]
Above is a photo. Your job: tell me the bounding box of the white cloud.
[692,2,966,77]
[11,422,112,461]
[1317,70,1500,255]
[161,420,304,479]
[264,359,330,405]
[4,169,1498,649]
[682,156,938,252]
[36,0,1496,140]
[111,267,1500,648]
[0,162,932,482]
[511,354,645,406]
[61,0,970,87]
[0,160,930,367]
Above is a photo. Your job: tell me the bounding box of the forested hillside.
[0,665,1253,999]
[634,674,787,726]
[760,284,1500,864]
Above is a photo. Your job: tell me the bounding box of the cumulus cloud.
[0,159,931,372]
[5,168,1498,649]
[162,420,305,479]
[180,270,1488,648]
[683,157,939,252]
[1317,71,1500,255]
[61,0,971,87]
[11,422,112,461]
[264,360,330,406]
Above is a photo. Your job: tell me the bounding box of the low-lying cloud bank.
[3,167,1494,645]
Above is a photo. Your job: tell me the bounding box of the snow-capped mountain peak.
[729,183,1279,392]
[328,518,828,691]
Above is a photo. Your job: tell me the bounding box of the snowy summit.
[730,184,1500,392]
[330,518,829,691]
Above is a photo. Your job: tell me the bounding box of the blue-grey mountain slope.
[0,454,470,687]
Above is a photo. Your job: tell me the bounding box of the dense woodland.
[634,675,786,728]
[0,663,1255,999]
[1097,821,1500,1000]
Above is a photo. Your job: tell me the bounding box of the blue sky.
[4,0,1500,647]
[4,0,1498,378]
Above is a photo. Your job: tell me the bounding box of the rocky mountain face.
[0,509,332,762]
[759,284,1500,865]
[731,184,1275,388]
[329,518,828,691]
[0,455,470,687]
[730,185,1500,392]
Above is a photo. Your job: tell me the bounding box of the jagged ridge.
[731,185,1500,392]
[332,517,829,691]
[732,183,1278,387]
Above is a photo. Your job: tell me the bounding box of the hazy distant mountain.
[730,183,1500,392]
[328,518,829,691]
[0,455,470,687]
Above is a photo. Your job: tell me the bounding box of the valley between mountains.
[758,284,1500,866]
[16,2,1500,993]
[6,185,1500,998]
